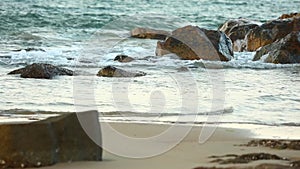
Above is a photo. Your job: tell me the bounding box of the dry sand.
[33,122,300,169]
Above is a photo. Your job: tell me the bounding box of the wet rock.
[244,139,300,150]
[246,17,300,51]
[155,41,172,56]
[176,66,189,72]
[0,111,102,168]
[210,153,286,164]
[218,18,260,51]
[253,31,300,64]
[97,66,146,77]
[278,13,300,19]
[130,27,170,40]
[8,63,74,79]
[12,48,46,52]
[156,25,233,61]
[114,54,134,63]
[290,160,300,167]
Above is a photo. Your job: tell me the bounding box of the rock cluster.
[217,12,300,64]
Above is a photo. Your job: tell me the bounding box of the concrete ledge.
[0,111,102,168]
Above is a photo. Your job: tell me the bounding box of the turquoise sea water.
[0,0,299,126]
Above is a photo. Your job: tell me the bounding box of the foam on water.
[0,0,300,127]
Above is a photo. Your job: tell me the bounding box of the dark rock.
[97,66,146,77]
[253,31,300,64]
[194,165,293,169]
[278,13,300,19]
[290,160,300,167]
[12,48,46,52]
[244,139,300,150]
[0,111,102,168]
[218,18,260,51]
[66,57,75,61]
[176,66,189,72]
[246,17,300,51]
[155,25,233,61]
[194,163,297,169]
[130,27,171,40]
[210,153,286,164]
[114,55,134,63]
[8,63,74,79]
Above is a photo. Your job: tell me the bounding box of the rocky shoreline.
[6,12,300,79]
[1,12,299,169]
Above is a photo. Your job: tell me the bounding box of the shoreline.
[1,111,300,140]
[1,111,299,168]
[28,122,299,169]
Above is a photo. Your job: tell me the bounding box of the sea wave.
[2,47,300,71]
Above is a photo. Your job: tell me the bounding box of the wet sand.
[34,122,300,169]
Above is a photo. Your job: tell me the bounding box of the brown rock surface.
[156,25,233,61]
[114,54,134,63]
[218,18,260,51]
[130,27,170,40]
[97,66,146,77]
[253,31,300,64]
[0,111,102,168]
[278,13,300,19]
[246,17,300,51]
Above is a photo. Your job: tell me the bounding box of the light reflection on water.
[0,0,300,126]
[1,62,299,126]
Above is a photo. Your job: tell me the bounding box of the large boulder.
[97,66,146,77]
[0,111,102,168]
[8,63,73,79]
[155,25,233,61]
[130,27,171,40]
[246,17,300,51]
[218,18,260,51]
[253,31,300,64]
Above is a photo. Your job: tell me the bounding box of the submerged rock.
[246,17,300,51]
[156,25,233,61]
[176,66,189,72]
[114,54,134,63]
[97,66,146,77]
[0,111,102,168]
[253,31,300,64]
[218,18,260,51]
[130,27,170,40]
[8,63,74,79]
[12,48,46,52]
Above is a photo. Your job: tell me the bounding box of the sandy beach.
[31,122,300,169]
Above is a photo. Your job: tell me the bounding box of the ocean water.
[0,0,299,126]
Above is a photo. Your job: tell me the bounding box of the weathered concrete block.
[0,111,102,168]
